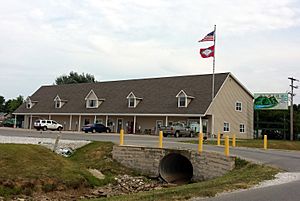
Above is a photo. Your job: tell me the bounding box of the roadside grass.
[68,141,139,186]
[0,142,136,198]
[182,139,300,151]
[88,158,280,201]
[0,144,95,197]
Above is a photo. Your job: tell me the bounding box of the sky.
[0,0,300,104]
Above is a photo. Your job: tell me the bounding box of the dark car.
[82,123,111,133]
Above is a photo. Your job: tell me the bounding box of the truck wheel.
[57,127,62,131]
[92,128,96,133]
[190,132,194,138]
[163,133,168,137]
[106,128,111,133]
[175,131,180,138]
[43,126,47,131]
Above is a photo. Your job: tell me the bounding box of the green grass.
[0,142,136,198]
[0,144,95,197]
[183,139,300,150]
[88,158,279,201]
[68,141,139,186]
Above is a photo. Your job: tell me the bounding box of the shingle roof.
[14,73,230,115]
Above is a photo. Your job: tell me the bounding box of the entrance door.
[117,119,123,133]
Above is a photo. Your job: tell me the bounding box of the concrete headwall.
[112,145,235,182]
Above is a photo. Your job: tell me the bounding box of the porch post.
[211,114,214,137]
[94,115,97,123]
[29,115,33,130]
[69,115,72,131]
[105,115,108,127]
[165,116,168,126]
[14,115,17,128]
[199,116,203,133]
[133,115,136,134]
[49,114,51,119]
[78,115,81,132]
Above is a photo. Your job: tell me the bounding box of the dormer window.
[85,89,105,108]
[88,99,97,108]
[127,92,142,108]
[129,98,135,107]
[54,95,67,109]
[176,90,194,108]
[179,96,187,107]
[55,101,61,108]
[25,97,37,109]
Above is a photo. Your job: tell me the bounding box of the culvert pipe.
[159,153,193,184]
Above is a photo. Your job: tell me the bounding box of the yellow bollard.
[224,135,229,156]
[232,134,236,147]
[120,129,124,145]
[217,131,221,146]
[198,132,203,153]
[159,131,163,148]
[264,135,267,150]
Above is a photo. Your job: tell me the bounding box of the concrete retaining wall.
[112,145,235,181]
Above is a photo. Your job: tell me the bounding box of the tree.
[4,95,24,113]
[55,71,96,85]
[0,96,5,112]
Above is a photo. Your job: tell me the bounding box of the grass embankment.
[183,139,300,150]
[89,158,279,201]
[0,142,135,198]
[1,142,280,201]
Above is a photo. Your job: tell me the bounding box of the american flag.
[198,30,215,42]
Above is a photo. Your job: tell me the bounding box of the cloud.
[0,0,300,103]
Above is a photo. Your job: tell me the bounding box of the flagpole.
[211,25,216,138]
[212,24,216,101]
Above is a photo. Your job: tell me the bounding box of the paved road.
[1,128,299,171]
[1,128,300,201]
[193,180,300,201]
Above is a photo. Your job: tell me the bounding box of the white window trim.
[128,97,136,108]
[87,99,98,108]
[223,122,230,132]
[178,96,187,108]
[26,102,32,109]
[55,100,61,108]
[235,101,242,112]
[239,123,245,133]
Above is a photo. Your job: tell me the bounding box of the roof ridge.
[40,72,231,88]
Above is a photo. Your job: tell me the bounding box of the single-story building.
[14,72,254,138]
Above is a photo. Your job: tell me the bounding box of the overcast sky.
[0,0,300,103]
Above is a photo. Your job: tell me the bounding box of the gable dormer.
[176,90,194,108]
[127,92,142,108]
[54,95,67,109]
[25,96,38,109]
[85,89,104,108]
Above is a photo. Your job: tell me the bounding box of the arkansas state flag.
[200,45,214,58]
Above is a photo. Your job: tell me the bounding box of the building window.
[223,122,230,132]
[88,100,97,108]
[179,97,186,107]
[240,124,245,133]
[128,98,135,108]
[235,102,242,111]
[26,103,32,109]
[55,101,61,108]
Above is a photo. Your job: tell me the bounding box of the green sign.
[254,93,288,110]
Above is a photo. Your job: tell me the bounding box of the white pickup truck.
[160,122,194,138]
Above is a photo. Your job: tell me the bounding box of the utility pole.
[288,77,299,141]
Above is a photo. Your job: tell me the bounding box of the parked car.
[82,123,111,133]
[160,122,194,138]
[34,119,63,131]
